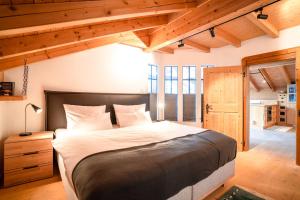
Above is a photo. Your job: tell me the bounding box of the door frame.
[242,47,300,165]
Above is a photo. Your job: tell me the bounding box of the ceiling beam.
[145,0,278,52]
[0,0,197,37]
[184,40,210,53]
[132,30,151,48]
[0,15,168,59]
[249,75,260,92]
[0,34,131,71]
[246,12,279,38]
[279,66,292,84]
[215,28,241,47]
[157,47,174,54]
[259,68,276,91]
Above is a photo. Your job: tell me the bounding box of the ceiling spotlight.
[209,27,215,38]
[256,8,268,20]
[178,40,184,48]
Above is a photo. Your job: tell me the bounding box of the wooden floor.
[0,127,299,200]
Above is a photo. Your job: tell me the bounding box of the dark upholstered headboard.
[45,91,151,131]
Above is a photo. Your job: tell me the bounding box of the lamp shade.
[19,103,43,136]
[30,104,42,114]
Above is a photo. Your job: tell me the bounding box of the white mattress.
[53,122,235,200]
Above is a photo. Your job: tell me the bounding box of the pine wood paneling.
[0,0,197,36]
[146,0,278,51]
[0,15,168,58]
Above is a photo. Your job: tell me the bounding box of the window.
[183,66,196,94]
[148,64,158,93]
[164,66,178,94]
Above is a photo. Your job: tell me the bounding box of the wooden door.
[203,66,243,150]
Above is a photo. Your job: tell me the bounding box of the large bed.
[45,91,236,200]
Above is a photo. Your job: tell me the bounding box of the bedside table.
[4,131,54,187]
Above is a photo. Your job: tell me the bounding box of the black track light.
[256,8,268,20]
[178,40,184,48]
[209,27,215,38]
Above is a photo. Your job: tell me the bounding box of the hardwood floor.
[205,127,300,200]
[0,127,299,200]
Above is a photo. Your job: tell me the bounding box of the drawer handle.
[23,151,39,155]
[23,165,39,170]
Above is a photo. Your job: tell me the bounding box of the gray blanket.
[72,130,237,200]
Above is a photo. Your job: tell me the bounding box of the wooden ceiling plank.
[249,75,260,92]
[0,15,168,58]
[0,34,126,71]
[246,12,279,38]
[259,68,276,91]
[146,0,278,52]
[157,47,174,54]
[184,39,210,53]
[0,0,197,36]
[279,66,292,84]
[1,0,196,5]
[215,28,241,47]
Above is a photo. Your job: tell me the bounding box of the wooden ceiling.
[0,0,299,70]
[249,63,295,92]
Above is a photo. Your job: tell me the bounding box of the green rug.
[219,186,265,200]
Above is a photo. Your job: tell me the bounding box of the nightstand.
[4,131,54,187]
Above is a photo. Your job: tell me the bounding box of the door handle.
[206,104,212,114]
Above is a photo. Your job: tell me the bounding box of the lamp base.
[19,132,32,136]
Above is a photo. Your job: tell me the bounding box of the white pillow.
[113,104,146,124]
[117,111,152,128]
[63,104,112,131]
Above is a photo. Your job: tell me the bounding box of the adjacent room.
[249,61,296,149]
[0,0,300,200]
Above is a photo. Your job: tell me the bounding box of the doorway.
[248,60,296,149]
[242,47,300,165]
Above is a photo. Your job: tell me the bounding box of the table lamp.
[19,103,43,136]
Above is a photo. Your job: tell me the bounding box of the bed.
[45,91,236,200]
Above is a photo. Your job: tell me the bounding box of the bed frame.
[45,90,235,200]
[45,90,151,131]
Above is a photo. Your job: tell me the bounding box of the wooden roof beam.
[145,0,278,52]
[132,30,151,48]
[246,12,279,38]
[215,28,241,47]
[0,0,197,37]
[157,47,174,54]
[0,15,168,59]
[259,68,276,91]
[249,75,260,92]
[184,40,210,53]
[279,66,291,84]
[0,34,129,71]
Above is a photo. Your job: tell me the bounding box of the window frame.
[182,65,196,94]
[148,64,158,94]
[164,66,178,94]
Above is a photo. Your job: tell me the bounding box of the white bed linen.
[52,121,207,186]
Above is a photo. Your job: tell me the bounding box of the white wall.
[0,44,160,175]
[250,88,283,100]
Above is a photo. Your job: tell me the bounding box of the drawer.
[4,164,53,187]
[4,139,52,156]
[4,150,53,171]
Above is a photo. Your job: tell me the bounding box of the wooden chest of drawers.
[4,132,53,187]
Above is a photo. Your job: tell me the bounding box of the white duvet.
[52,121,206,186]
